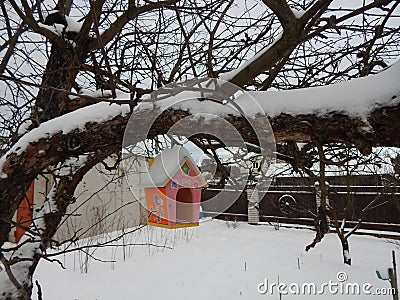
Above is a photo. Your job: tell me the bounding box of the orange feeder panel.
[15,182,35,243]
[145,187,169,226]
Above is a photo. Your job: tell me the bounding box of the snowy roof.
[145,145,207,187]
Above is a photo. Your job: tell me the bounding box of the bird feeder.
[144,146,208,228]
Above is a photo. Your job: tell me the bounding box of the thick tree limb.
[8,0,68,49]
[261,0,296,30]
[1,93,399,247]
[227,0,395,89]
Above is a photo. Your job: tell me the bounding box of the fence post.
[247,186,259,225]
[314,181,330,230]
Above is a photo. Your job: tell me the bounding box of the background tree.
[276,142,399,265]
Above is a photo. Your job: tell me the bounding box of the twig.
[35,280,43,300]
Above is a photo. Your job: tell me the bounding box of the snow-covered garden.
[29,219,399,299]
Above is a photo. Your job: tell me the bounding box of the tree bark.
[338,234,352,265]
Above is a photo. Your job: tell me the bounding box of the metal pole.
[391,250,399,300]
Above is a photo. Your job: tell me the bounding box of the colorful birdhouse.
[144,146,208,228]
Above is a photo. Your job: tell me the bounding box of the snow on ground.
[32,219,398,299]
